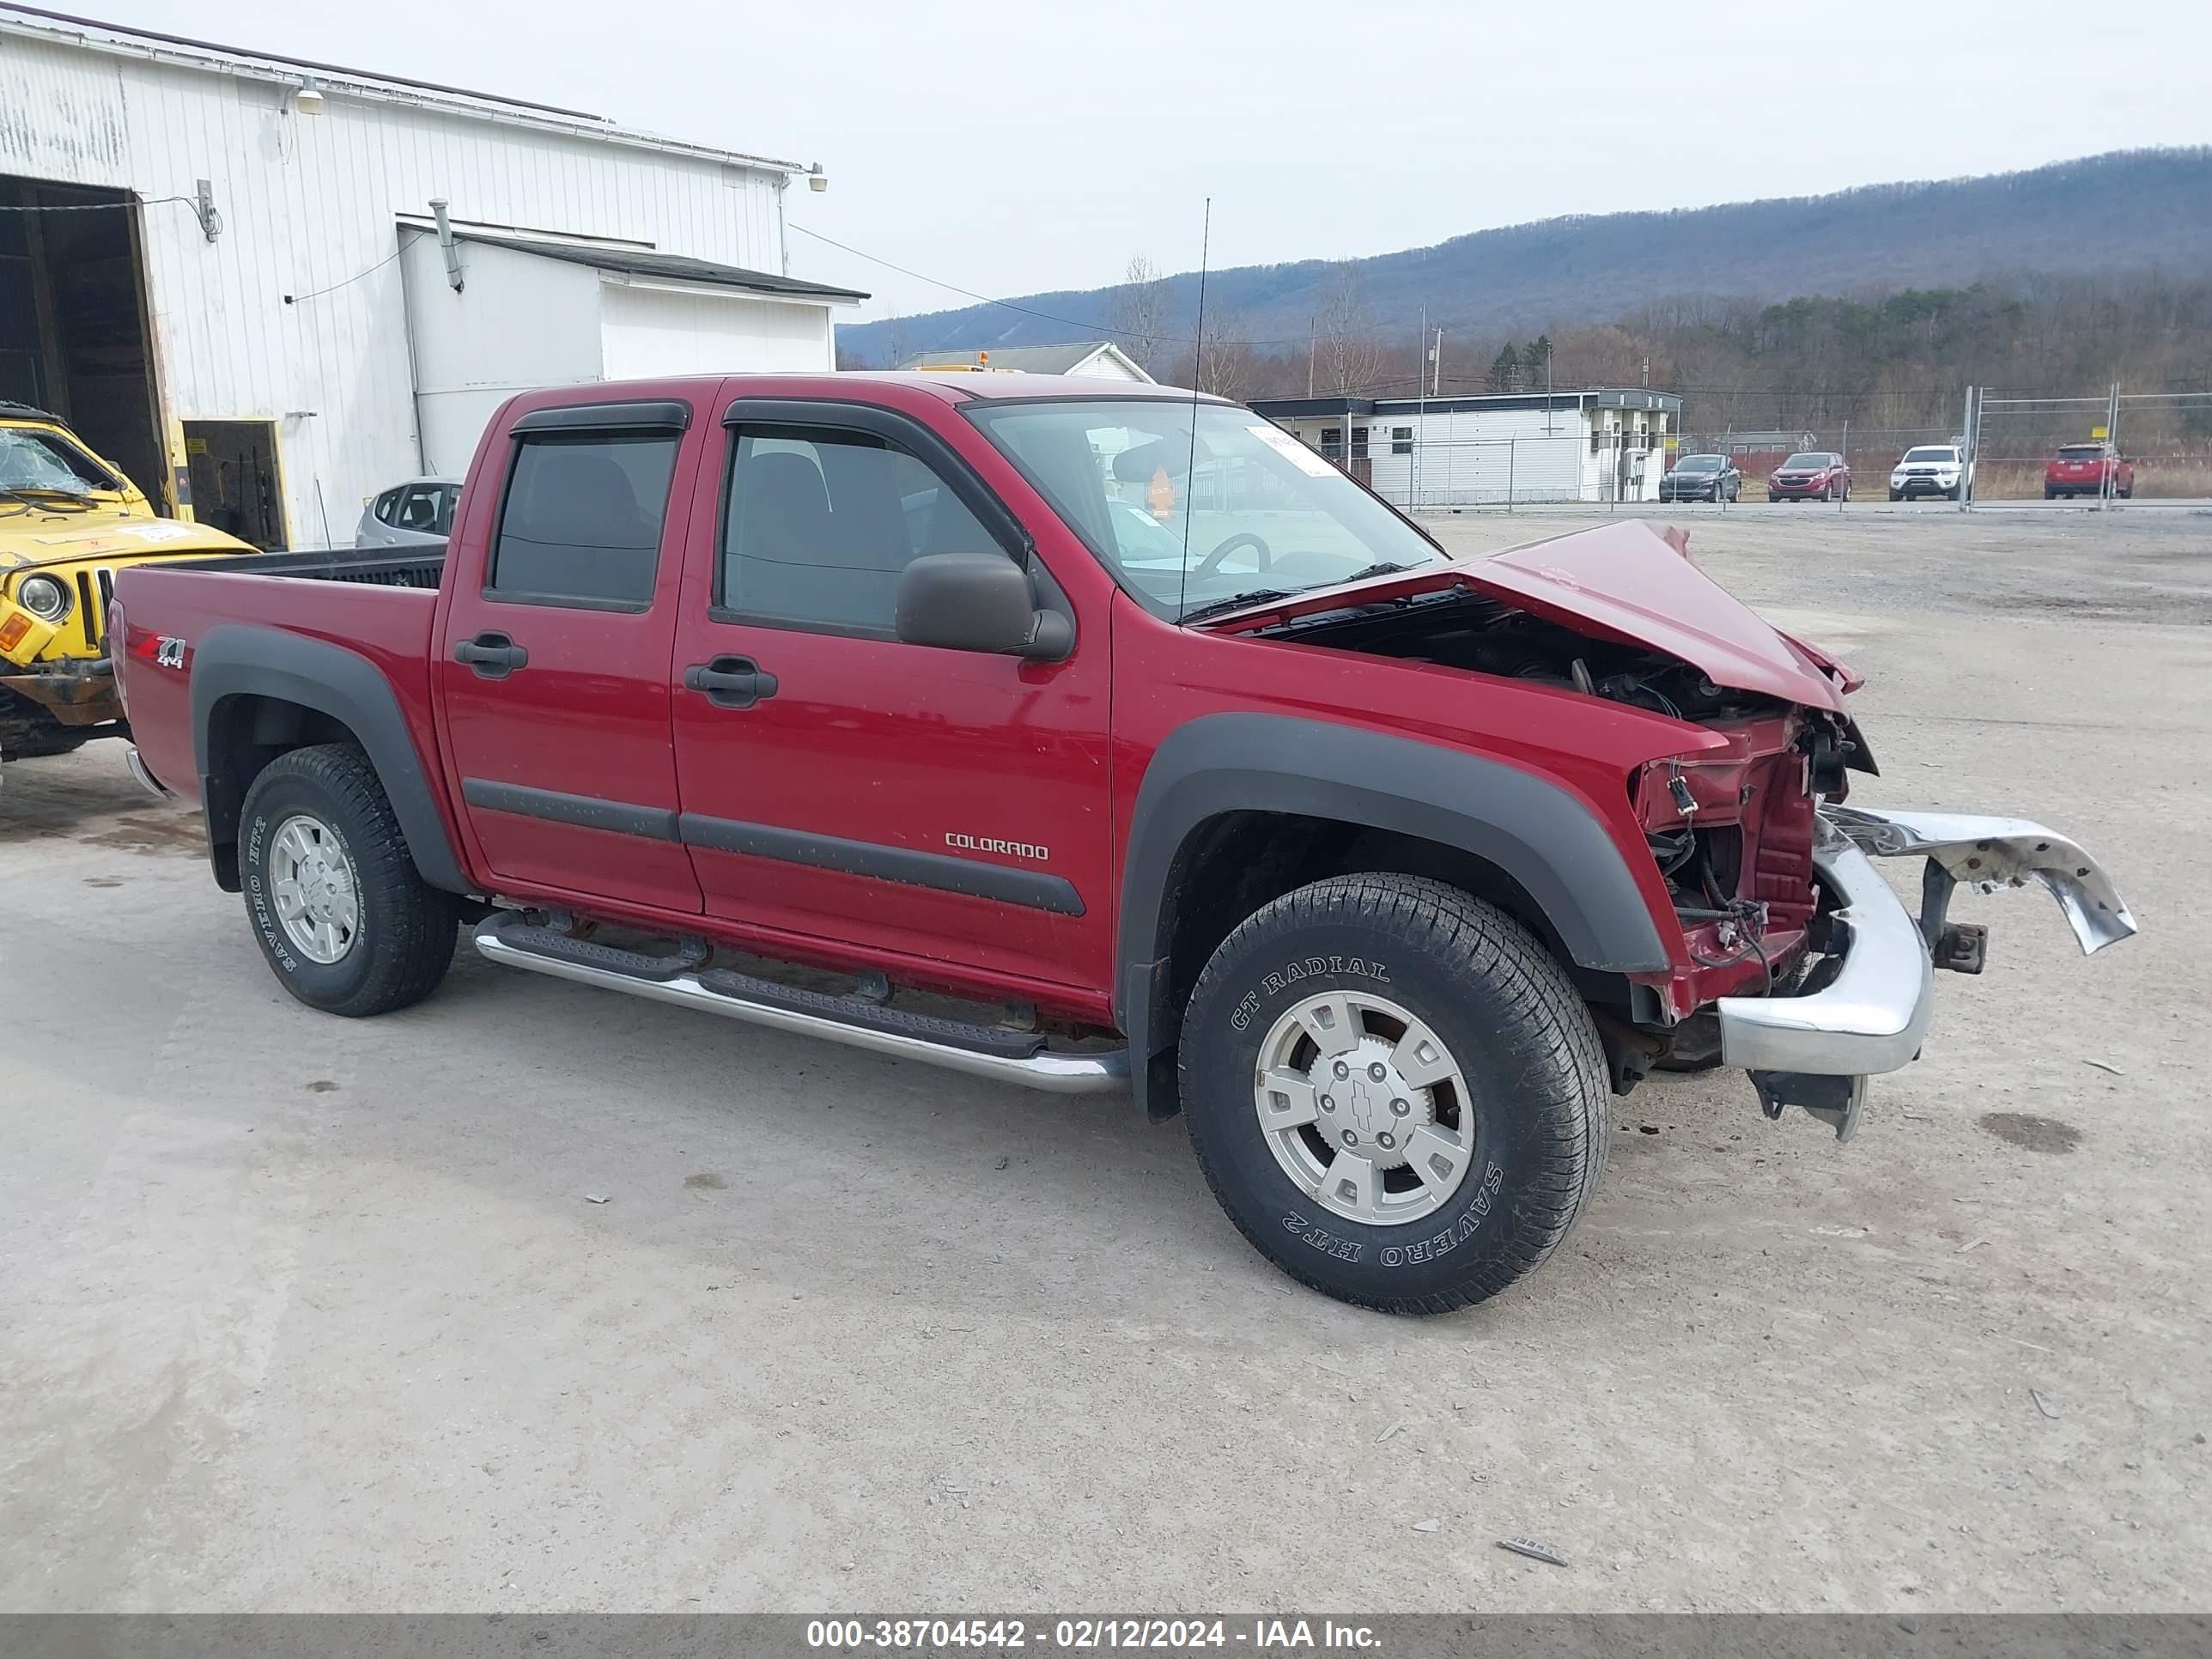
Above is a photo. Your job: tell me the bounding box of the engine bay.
[1244,585,1796,724]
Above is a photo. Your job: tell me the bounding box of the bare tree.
[1194,307,1256,403]
[1312,264,1384,394]
[1103,254,1170,371]
[882,310,911,370]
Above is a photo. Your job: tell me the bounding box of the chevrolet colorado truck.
[2,401,257,764]
[110,374,2136,1313]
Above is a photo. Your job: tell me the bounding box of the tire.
[1889,489,1902,501]
[1177,874,1608,1315]
[238,744,459,1017]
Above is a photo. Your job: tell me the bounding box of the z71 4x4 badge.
[154,636,187,670]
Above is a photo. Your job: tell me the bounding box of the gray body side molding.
[1116,713,1669,1114]
[190,623,471,896]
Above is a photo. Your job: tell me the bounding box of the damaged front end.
[1714,806,2136,1139]
[1200,520,2138,1142]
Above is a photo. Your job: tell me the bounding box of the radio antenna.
[1176,197,1212,624]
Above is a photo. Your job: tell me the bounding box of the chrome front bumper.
[1716,806,2136,1136]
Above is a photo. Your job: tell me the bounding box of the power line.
[0,194,194,211]
[788,222,1311,349]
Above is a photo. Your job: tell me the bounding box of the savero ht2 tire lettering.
[239,743,460,1018]
[1179,874,1609,1314]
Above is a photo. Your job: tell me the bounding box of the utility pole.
[1307,319,1316,398]
[1430,326,1442,398]
[1641,356,1650,389]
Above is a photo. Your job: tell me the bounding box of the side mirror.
[896,553,1073,662]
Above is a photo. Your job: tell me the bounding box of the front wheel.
[239,744,460,1017]
[1177,874,1608,1315]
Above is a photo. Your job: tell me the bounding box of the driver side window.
[718,427,1001,637]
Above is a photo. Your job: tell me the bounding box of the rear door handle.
[684,654,778,709]
[454,631,529,678]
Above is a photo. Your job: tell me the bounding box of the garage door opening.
[0,173,167,513]
[183,420,287,549]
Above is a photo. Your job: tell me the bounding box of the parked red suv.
[108,374,2135,1314]
[1767,452,1850,502]
[2045,444,2135,500]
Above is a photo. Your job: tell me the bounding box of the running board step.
[472,915,1127,1095]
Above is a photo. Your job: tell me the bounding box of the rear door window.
[489,434,679,608]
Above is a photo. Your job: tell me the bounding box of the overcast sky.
[75,0,2212,322]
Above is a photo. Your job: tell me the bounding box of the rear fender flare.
[190,624,470,895]
[1116,714,1669,1115]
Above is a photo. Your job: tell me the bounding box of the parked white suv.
[1889,446,1970,501]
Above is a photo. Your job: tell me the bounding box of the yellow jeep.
[1,402,257,763]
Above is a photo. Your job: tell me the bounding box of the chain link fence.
[1303,383,2209,512]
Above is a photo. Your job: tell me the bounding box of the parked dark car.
[1658,454,1741,502]
[1768,452,1850,502]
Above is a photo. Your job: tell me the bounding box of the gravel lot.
[3,507,2206,1613]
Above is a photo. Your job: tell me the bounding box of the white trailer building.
[1251,389,1681,508]
[0,6,863,548]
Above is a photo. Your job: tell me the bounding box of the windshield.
[1673,456,1723,473]
[0,427,122,495]
[1902,447,1957,463]
[1781,453,1832,470]
[963,398,1443,618]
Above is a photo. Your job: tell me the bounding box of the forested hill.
[835,149,2212,364]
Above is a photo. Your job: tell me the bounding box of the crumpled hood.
[1201,518,1856,712]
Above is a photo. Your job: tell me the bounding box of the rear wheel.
[239,744,459,1017]
[1177,874,1608,1315]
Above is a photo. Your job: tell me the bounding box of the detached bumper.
[1717,836,1934,1076]
[1715,806,2136,1137]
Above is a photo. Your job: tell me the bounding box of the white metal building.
[0,6,863,548]
[1252,390,1682,507]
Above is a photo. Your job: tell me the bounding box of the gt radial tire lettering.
[1232,955,1390,1031]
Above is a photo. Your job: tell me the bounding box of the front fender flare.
[1116,713,1669,1115]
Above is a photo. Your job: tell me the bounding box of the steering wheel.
[1194,531,1273,578]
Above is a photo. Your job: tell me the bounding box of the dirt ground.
[2,506,2206,1613]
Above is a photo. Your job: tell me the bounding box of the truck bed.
[182,546,447,590]
[113,546,447,803]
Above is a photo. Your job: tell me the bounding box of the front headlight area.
[14,573,72,622]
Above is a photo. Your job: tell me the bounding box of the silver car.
[356,476,460,547]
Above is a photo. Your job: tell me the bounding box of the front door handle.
[684,654,778,709]
[454,631,529,678]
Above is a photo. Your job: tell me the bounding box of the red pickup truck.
[109,374,2136,1313]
